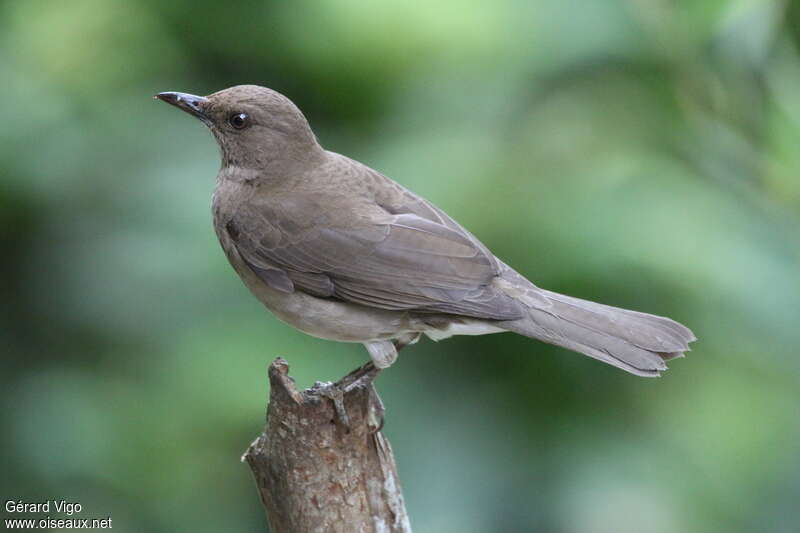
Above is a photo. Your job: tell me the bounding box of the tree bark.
[243,358,412,533]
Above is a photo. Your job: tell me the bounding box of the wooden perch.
[243,358,412,533]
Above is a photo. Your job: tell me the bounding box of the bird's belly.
[265,289,410,343]
[234,259,410,343]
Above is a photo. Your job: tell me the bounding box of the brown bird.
[156,85,695,378]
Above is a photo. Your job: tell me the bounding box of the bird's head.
[155,85,323,175]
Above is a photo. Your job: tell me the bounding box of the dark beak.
[154,91,210,123]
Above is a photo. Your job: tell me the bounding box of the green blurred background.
[2,1,799,532]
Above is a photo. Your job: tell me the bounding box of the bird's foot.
[342,362,384,433]
[314,362,384,433]
[315,380,351,429]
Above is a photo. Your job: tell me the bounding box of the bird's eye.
[229,112,249,129]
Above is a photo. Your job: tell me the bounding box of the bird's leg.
[318,335,421,431]
[343,335,418,431]
[340,360,378,385]
[343,332,419,387]
[341,361,381,392]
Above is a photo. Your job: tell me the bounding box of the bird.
[155,85,695,379]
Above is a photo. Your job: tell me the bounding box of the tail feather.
[502,289,696,377]
[658,351,686,361]
[543,290,696,340]
[539,289,695,352]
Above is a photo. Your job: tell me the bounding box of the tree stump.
[243,358,412,533]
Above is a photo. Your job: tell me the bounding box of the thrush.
[156,85,695,377]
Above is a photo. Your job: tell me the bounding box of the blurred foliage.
[1,1,799,532]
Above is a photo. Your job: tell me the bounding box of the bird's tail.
[501,288,696,377]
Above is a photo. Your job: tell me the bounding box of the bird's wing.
[225,192,524,320]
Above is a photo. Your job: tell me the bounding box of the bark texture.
[243,358,412,533]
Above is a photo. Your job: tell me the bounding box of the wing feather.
[224,174,524,320]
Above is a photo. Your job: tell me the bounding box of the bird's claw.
[313,362,384,433]
[367,386,385,434]
[315,380,351,429]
